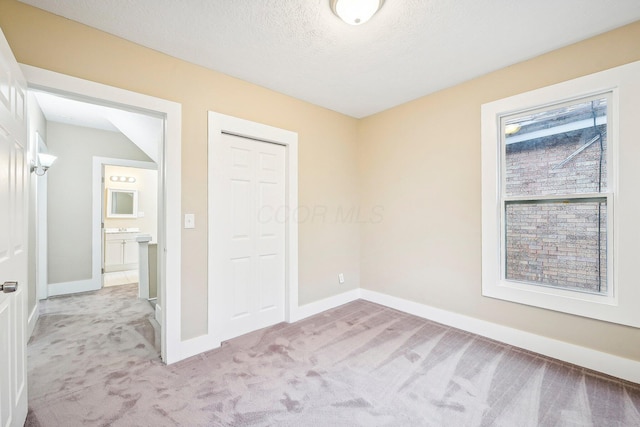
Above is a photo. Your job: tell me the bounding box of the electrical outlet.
[338,273,345,284]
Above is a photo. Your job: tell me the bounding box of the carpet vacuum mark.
[26,285,640,426]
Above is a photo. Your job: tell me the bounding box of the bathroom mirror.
[106,188,138,218]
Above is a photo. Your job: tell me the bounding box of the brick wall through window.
[504,124,607,293]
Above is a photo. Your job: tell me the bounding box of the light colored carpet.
[26,284,640,426]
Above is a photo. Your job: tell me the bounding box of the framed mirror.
[106,188,138,218]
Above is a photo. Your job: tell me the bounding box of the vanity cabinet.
[104,232,139,272]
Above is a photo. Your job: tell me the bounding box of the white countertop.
[104,227,141,234]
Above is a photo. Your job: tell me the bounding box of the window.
[503,95,610,295]
[481,60,640,328]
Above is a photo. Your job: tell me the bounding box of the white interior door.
[0,29,29,427]
[211,133,286,342]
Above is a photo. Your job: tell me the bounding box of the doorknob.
[0,281,17,293]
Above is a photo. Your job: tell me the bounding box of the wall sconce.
[31,153,57,176]
[110,175,136,183]
[330,0,385,25]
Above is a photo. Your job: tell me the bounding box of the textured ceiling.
[18,0,640,118]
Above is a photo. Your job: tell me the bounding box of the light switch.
[184,213,195,229]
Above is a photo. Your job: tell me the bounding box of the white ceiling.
[19,0,640,118]
[33,91,163,162]
[33,91,119,132]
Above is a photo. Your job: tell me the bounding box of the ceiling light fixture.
[330,0,385,25]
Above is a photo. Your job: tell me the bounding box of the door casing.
[22,65,183,364]
[208,111,299,347]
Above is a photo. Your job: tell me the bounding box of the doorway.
[23,65,182,364]
[208,112,299,345]
[101,162,158,303]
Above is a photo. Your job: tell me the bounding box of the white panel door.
[211,133,285,342]
[0,29,29,427]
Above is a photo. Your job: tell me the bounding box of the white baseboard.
[48,278,101,297]
[27,303,38,339]
[105,263,138,273]
[179,334,222,362]
[360,289,640,384]
[170,286,640,383]
[291,288,361,322]
[174,289,362,363]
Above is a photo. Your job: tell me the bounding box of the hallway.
[26,284,160,425]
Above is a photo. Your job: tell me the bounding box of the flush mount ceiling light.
[331,0,385,25]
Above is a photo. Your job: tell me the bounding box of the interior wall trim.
[27,302,39,339]
[22,64,182,365]
[177,288,362,361]
[292,288,361,322]
[47,279,100,297]
[360,289,640,384]
[207,111,299,344]
[178,334,222,362]
[180,284,640,385]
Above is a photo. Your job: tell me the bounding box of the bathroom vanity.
[104,228,140,272]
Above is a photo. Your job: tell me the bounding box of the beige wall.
[4,0,637,360]
[0,0,361,339]
[47,122,151,284]
[358,21,640,361]
[104,165,158,240]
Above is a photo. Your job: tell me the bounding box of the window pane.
[505,199,607,294]
[504,97,607,197]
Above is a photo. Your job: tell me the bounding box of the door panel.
[104,239,122,270]
[13,85,24,123]
[258,254,278,310]
[0,29,29,427]
[11,145,24,256]
[231,257,250,318]
[231,179,251,239]
[212,133,285,342]
[0,129,10,263]
[0,57,10,111]
[122,239,138,265]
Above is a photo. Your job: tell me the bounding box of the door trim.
[34,132,47,302]
[208,112,298,346]
[21,65,182,364]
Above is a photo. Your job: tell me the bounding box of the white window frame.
[481,60,640,328]
[500,93,613,299]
